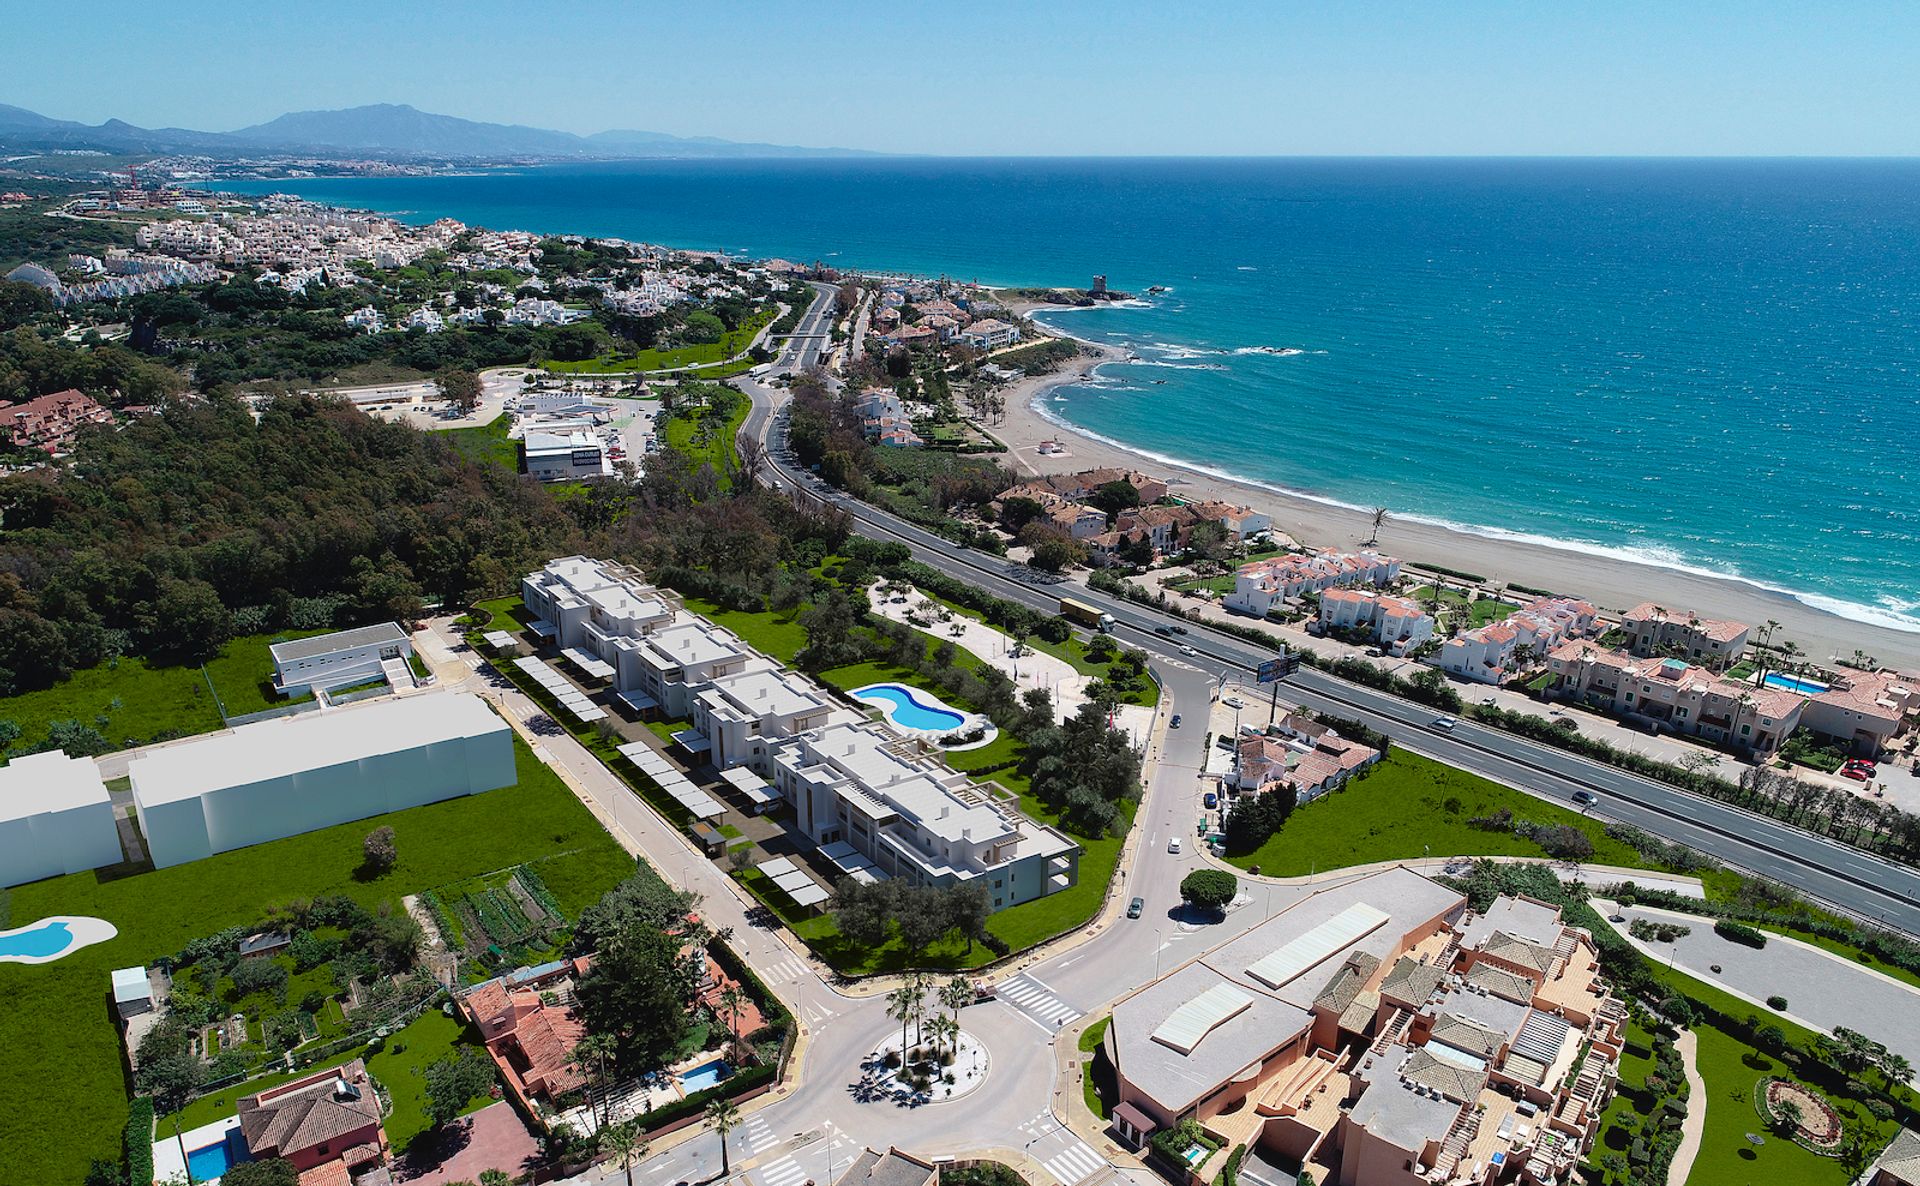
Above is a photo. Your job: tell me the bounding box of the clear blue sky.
[11,1,1920,156]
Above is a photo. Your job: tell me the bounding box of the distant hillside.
[0,101,877,160]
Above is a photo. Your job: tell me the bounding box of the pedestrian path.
[996,973,1080,1031]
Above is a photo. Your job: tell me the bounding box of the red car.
[1840,766,1871,782]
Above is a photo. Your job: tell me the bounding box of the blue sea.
[224,158,1920,633]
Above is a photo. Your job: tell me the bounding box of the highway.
[739,284,1920,936]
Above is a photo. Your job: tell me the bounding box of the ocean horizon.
[223,157,1920,635]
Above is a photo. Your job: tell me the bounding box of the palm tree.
[717,985,749,1061]
[886,982,918,1067]
[479,1170,514,1186]
[600,1119,649,1186]
[1367,506,1389,545]
[926,1013,960,1058]
[570,1032,619,1133]
[705,1097,741,1178]
[940,976,974,1039]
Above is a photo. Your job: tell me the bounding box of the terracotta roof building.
[3,388,113,454]
[237,1059,387,1175]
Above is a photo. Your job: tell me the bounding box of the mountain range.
[0,102,874,159]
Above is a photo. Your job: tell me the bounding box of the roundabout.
[854,1028,992,1106]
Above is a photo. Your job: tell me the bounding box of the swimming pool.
[678,1058,733,1093]
[187,1129,247,1182]
[0,915,118,964]
[852,683,967,733]
[1763,672,1831,695]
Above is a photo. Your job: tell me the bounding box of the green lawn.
[0,628,342,756]
[659,396,750,489]
[1685,1024,1892,1186]
[163,1007,493,1152]
[0,735,632,1183]
[442,413,520,472]
[542,308,774,374]
[1223,749,1652,874]
[1406,586,1518,630]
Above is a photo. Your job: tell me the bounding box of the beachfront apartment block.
[1102,869,1625,1186]
[1433,598,1598,686]
[269,621,413,697]
[1318,590,1435,656]
[1226,551,1403,618]
[1620,602,1750,667]
[769,722,1078,908]
[1547,642,1914,758]
[961,318,1020,349]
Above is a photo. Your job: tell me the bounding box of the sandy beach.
[990,314,1920,671]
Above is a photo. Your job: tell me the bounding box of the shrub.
[124,1097,154,1186]
[1179,869,1238,912]
[1657,997,1695,1027]
[1766,995,1788,1011]
[362,825,397,874]
[1714,919,1767,948]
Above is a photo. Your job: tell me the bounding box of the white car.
[1179,644,1197,656]
[1167,837,1182,854]
[1432,715,1459,731]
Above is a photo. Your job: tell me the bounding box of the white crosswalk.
[759,953,811,984]
[756,1157,809,1186]
[1041,1140,1107,1186]
[995,973,1080,1029]
[740,1115,781,1156]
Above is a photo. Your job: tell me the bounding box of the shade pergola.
[514,656,606,723]
[615,741,724,819]
[755,856,830,908]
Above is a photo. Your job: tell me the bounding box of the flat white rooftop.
[0,749,112,819]
[129,692,507,806]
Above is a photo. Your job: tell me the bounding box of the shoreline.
[993,313,1920,671]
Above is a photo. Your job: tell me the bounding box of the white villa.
[270,622,413,698]
[1434,598,1599,686]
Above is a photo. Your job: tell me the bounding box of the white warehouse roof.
[130,692,508,807]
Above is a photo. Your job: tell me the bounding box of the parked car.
[1127,897,1145,919]
[1168,836,1183,854]
[1844,759,1877,775]
[1204,791,1218,809]
[1432,715,1459,731]
[1841,766,1871,782]
[1170,713,1183,728]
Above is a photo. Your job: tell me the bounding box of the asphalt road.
[735,312,1920,937]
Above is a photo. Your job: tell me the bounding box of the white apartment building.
[1226,551,1403,618]
[1317,590,1435,656]
[690,668,843,772]
[769,722,1078,908]
[520,557,676,657]
[961,318,1020,350]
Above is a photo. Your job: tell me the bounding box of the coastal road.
[734,365,1920,937]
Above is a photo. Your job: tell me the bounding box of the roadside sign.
[1257,657,1286,684]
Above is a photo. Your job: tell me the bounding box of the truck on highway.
[1060,596,1115,633]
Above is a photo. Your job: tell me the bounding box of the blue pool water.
[0,921,75,960]
[853,684,967,732]
[187,1131,246,1181]
[1763,672,1831,695]
[679,1058,733,1093]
